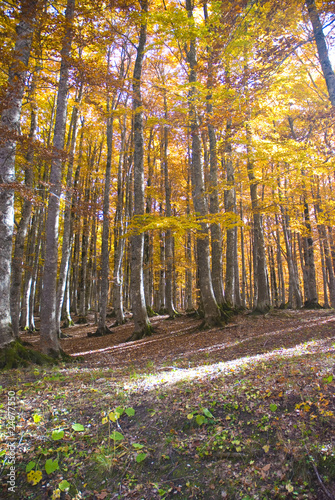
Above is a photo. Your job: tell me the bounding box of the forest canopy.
[0,0,335,356]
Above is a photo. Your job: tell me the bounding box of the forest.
[0,0,335,499]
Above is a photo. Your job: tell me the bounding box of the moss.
[0,340,57,370]
[126,323,153,342]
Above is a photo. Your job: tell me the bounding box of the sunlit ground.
[61,335,335,393]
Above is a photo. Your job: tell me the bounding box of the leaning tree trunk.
[185,0,222,326]
[40,0,75,357]
[305,0,335,107]
[0,0,38,348]
[128,0,151,340]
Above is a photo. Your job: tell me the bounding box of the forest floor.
[0,309,335,500]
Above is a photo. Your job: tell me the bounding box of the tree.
[40,0,75,356]
[128,0,151,340]
[0,0,38,348]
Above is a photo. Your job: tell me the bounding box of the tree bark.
[40,0,75,356]
[0,0,38,348]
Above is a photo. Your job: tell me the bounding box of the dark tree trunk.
[305,0,335,106]
[128,0,151,340]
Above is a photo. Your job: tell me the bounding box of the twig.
[304,445,335,500]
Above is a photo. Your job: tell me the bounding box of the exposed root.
[88,326,114,337]
[126,324,153,342]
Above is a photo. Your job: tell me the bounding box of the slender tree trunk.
[128,0,151,340]
[56,85,82,335]
[10,99,37,337]
[0,0,38,347]
[246,126,270,313]
[96,74,114,334]
[113,118,128,325]
[162,92,177,317]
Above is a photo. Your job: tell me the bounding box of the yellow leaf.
[263,445,270,453]
[101,417,108,424]
[27,470,42,485]
[187,414,193,420]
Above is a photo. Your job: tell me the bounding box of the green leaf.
[45,458,59,474]
[59,479,70,491]
[111,431,124,441]
[323,374,333,384]
[203,408,214,418]
[33,414,42,423]
[196,414,206,425]
[270,404,278,412]
[125,407,135,417]
[136,452,147,463]
[72,423,84,432]
[132,443,144,449]
[52,429,64,440]
[115,406,125,418]
[26,461,35,472]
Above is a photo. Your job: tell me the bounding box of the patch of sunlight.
[69,314,335,358]
[122,338,335,393]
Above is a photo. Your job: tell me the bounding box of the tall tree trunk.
[203,2,225,308]
[10,96,37,337]
[0,0,38,348]
[185,0,221,326]
[113,117,128,325]
[56,85,82,335]
[305,0,335,106]
[96,68,114,334]
[40,0,75,356]
[128,0,151,340]
[246,125,270,313]
[162,92,177,318]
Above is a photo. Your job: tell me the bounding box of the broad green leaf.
[203,408,214,418]
[59,479,70,491]
[132,443,144,449]
[196,414,206,425]
[26,461,35,472]
[270,404,278,412]
[45,458,59,474]
[115,406,125,417]
[111,430,124,441]
[125,407,135,417]
[72,423,84,432]
[52,429,64,440]
[136,452,147,463]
